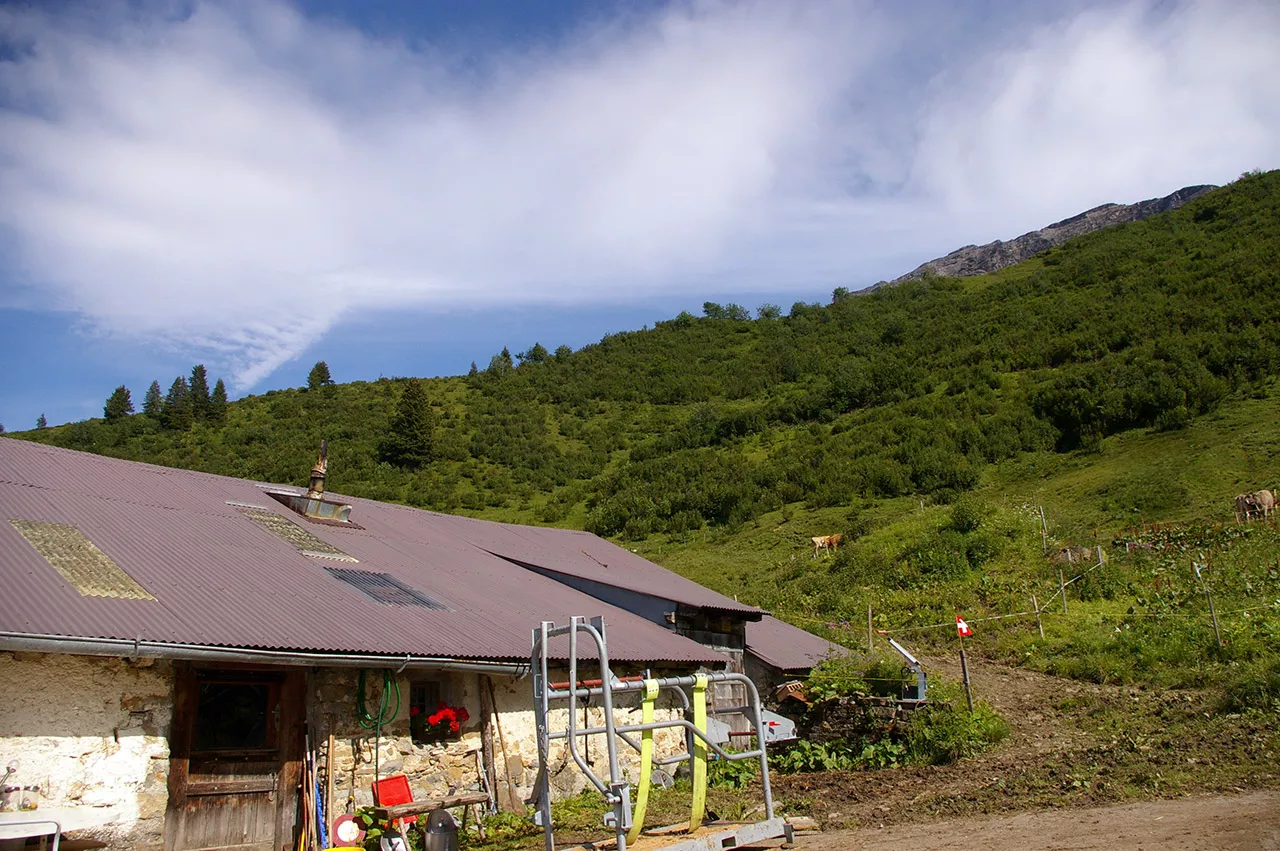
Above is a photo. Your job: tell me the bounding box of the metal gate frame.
[530,616,790,851]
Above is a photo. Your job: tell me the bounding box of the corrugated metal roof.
[746,615,849,673]
[0,438,726,665]
[428,513,760,615]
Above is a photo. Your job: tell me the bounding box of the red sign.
[956,616,973,637]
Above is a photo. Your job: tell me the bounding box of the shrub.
[1218,658,1280,713]
[905,681,1010,765]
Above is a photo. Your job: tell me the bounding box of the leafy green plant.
[708,754,759,790]
[905,682,1010,765]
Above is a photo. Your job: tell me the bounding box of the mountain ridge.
[887,183,1218,285]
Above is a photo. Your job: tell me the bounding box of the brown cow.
[811,533,844,558]
[1235,493,1255,523]
[1235,490,1275,523]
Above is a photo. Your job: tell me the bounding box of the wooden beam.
[374,792,490,820]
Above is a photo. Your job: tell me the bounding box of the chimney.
[267,440,353,523]
[307,440,328,499]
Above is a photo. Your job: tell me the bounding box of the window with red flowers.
[409,679,470,744]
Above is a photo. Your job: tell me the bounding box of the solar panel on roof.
[323,567,449,610]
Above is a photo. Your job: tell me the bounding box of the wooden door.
[166,666,304,851]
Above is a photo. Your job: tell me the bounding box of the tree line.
[103,365,230,430]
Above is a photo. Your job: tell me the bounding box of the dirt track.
[796,789,1280,850]
[766,655,1278,846]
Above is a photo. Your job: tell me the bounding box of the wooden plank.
[165,664,196,851]
[187,779,277,797]
[275,670,306,851]
[373,792,490,820]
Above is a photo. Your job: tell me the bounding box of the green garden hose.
[356,669,401,730]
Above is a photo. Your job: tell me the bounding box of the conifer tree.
[36,414,47,430]
[377,378,435,469]
[0,423,6,434]
[487,347,514,377]
[189,365,211,421]
[209,379,229,424]
[163,376,193,430]
[307,361,334,390]
[104,385,134,423]
[142,381,164,417]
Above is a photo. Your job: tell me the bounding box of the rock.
[885,184,1217,285]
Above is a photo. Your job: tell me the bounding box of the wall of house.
[0,652,173,850]
[0,654,710,849]
[311,666,694,812]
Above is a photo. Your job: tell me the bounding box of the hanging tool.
[625,679,658,844]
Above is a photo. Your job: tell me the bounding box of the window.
[192,672,281,753]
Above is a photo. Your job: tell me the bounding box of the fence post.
[958,638,975,713]
[1059,569,1068,615]
[1193,560,1223,648]
[867,605,873,653]
[1032,593,1044,639]
[1039,506,1048,555]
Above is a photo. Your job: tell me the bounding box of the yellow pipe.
[689,674,708,832]
[626,679,659,844]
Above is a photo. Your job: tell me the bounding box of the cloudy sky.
[1,0,1278,429]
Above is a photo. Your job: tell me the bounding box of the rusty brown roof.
[431,513,759,615]
[746,615,849,673]
[0,438,730,665]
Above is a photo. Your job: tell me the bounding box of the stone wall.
[311,667,690,812]
[0,654,702,850]
[0,652,172,849]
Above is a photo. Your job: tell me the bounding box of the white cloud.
[0,0,1278,386]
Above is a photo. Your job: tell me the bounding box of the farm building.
[0,437,845,849]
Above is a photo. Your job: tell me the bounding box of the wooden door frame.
[165,662,306,851]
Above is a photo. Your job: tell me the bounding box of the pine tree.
[104,385,134,423]
[163,376,193,430]
[377,378,435,469]
[36,414,47,430]
[209,379,229,424]
[0,423,6,435]
[189,365,211,421]
[487,347,514,377]
[307,361,334,390]
[142,381,164,417]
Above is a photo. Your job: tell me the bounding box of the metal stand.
[530,616,789,851]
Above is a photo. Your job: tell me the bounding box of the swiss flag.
[956,616,973,637]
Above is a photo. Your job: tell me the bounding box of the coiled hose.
[356,669,401,793]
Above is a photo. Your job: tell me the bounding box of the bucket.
[423,808,459,851]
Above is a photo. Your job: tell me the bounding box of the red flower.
[415,701,469,741]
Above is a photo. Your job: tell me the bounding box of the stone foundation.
[0,652,172,850]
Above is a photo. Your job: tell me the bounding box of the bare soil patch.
[796,789,1280,851]
[770,656,1278,831]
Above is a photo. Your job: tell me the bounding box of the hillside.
[13,169,1280,710]
[889,183,1216,283]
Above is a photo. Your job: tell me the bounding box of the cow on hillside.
[1235,490,1275,522]
[811,533,844,558]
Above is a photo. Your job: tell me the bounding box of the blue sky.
[2,0,1279,430]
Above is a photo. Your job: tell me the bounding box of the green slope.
[14,170,1280,705]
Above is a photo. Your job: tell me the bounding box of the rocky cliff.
[890,184,1217,284]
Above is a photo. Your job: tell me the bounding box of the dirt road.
[796,789,1280,850]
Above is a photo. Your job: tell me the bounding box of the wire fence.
[774,548,1278,647]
